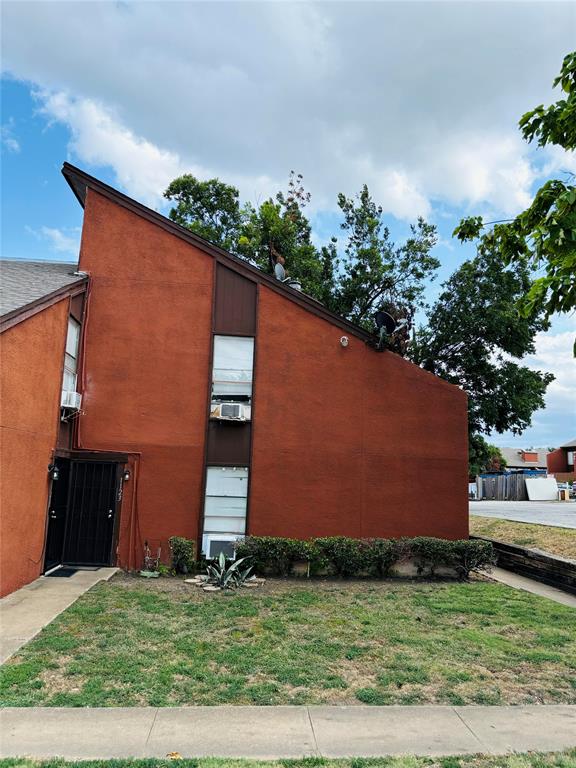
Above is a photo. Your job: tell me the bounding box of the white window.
[212,336,254,400]
[62,318,80,393]
[202,466,248,557]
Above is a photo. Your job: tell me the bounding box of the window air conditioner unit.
[61,391,82,410]
[210,402,249,421]
[203,534,239,560]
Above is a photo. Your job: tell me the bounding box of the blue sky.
[1,1,574,448]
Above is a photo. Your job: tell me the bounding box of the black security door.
[62,461,119,566]
[44,459,71,572]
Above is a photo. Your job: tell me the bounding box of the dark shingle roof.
[0,260,85,318]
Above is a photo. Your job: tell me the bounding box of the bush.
[169,536,196,574]
[450,539,495,579]
[410,537,452,577]
[364,538,401,577]
[234,535,494,580]
[314,536,369,577]
[235,536,310,576]
[410,537,495,579]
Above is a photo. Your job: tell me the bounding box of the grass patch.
[470,516,576,560]
[1,575,575,706]
[1,752,576,768]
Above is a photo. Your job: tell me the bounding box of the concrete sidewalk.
[0,567,118,664]
[1,705,575,758]
[488,567,576,608]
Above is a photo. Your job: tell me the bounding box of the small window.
[62,318,80,393]
[212,336,254,400]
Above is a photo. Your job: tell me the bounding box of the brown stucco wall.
[250,287,469,540]
[547,448,567,474]
[74,188,467,567]
[0,300,68,596]
[77,190,213,568]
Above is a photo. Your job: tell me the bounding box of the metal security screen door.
[62,461,119,566]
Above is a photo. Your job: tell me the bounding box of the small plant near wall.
[140,541,161,578]
[169,536,196,574]
[205,552,253,590]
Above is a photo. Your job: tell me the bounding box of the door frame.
[45,450,128,570]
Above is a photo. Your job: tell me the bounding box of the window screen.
[202,466,248,557]
[212,336,254,398]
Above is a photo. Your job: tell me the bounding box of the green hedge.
[235,535,494,580]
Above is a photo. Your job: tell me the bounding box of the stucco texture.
[250,286,469,540]
[0,300,68,596]
[77,191,213,568]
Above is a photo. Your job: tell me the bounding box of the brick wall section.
[77,190,213,567]
[250,287,469,540]
[0,300,68,596]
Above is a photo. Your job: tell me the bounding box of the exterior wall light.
[340,336,349,348]
[123,469,131,482]
[48,463,59,481]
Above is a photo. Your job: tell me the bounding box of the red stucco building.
[0,164,468,596]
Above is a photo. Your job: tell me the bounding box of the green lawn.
[1,753,576,768]
[1,575,575,707]
[470,516,576,560]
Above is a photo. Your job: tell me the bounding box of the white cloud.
[38,92,189,208]
[2,1,574,219]
[26,225,81,257]
[1,120,20,153]
[528,330,576,411]
[490,327,576,448]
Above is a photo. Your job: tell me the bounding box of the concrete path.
[0,567,118,664]
[1,705,575,758]
[470,500,576,528]
[488,567,576,608]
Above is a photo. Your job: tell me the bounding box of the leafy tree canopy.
[164,172,439,336]
[454,51,576,353]
[411,246,554,467]
[164,175,244,256]
[469,435,508,477]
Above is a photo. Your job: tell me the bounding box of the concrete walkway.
[1,705,575,758]
[488,567,576,608]
[0,567,118,664]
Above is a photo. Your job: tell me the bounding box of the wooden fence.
[476,473,529,501]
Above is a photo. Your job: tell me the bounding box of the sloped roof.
[0,259,86,325]
[559,438,576,449]
[60,162,465,397]
[499,447,549,469]
[62,162,375,345]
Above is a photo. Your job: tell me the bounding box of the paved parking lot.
[470,500,576,529]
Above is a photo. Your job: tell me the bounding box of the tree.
[411,247,554,453]
[454,51,576,353]
[164,175,244,254]
[238,172,329,297]
[165,173,440,331]
[328,186,439,330]
[469,435,507,477]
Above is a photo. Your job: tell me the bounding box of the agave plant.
[206,552,253,589]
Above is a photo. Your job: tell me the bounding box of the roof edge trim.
[61,162,376,344]
[0,279,87,334]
